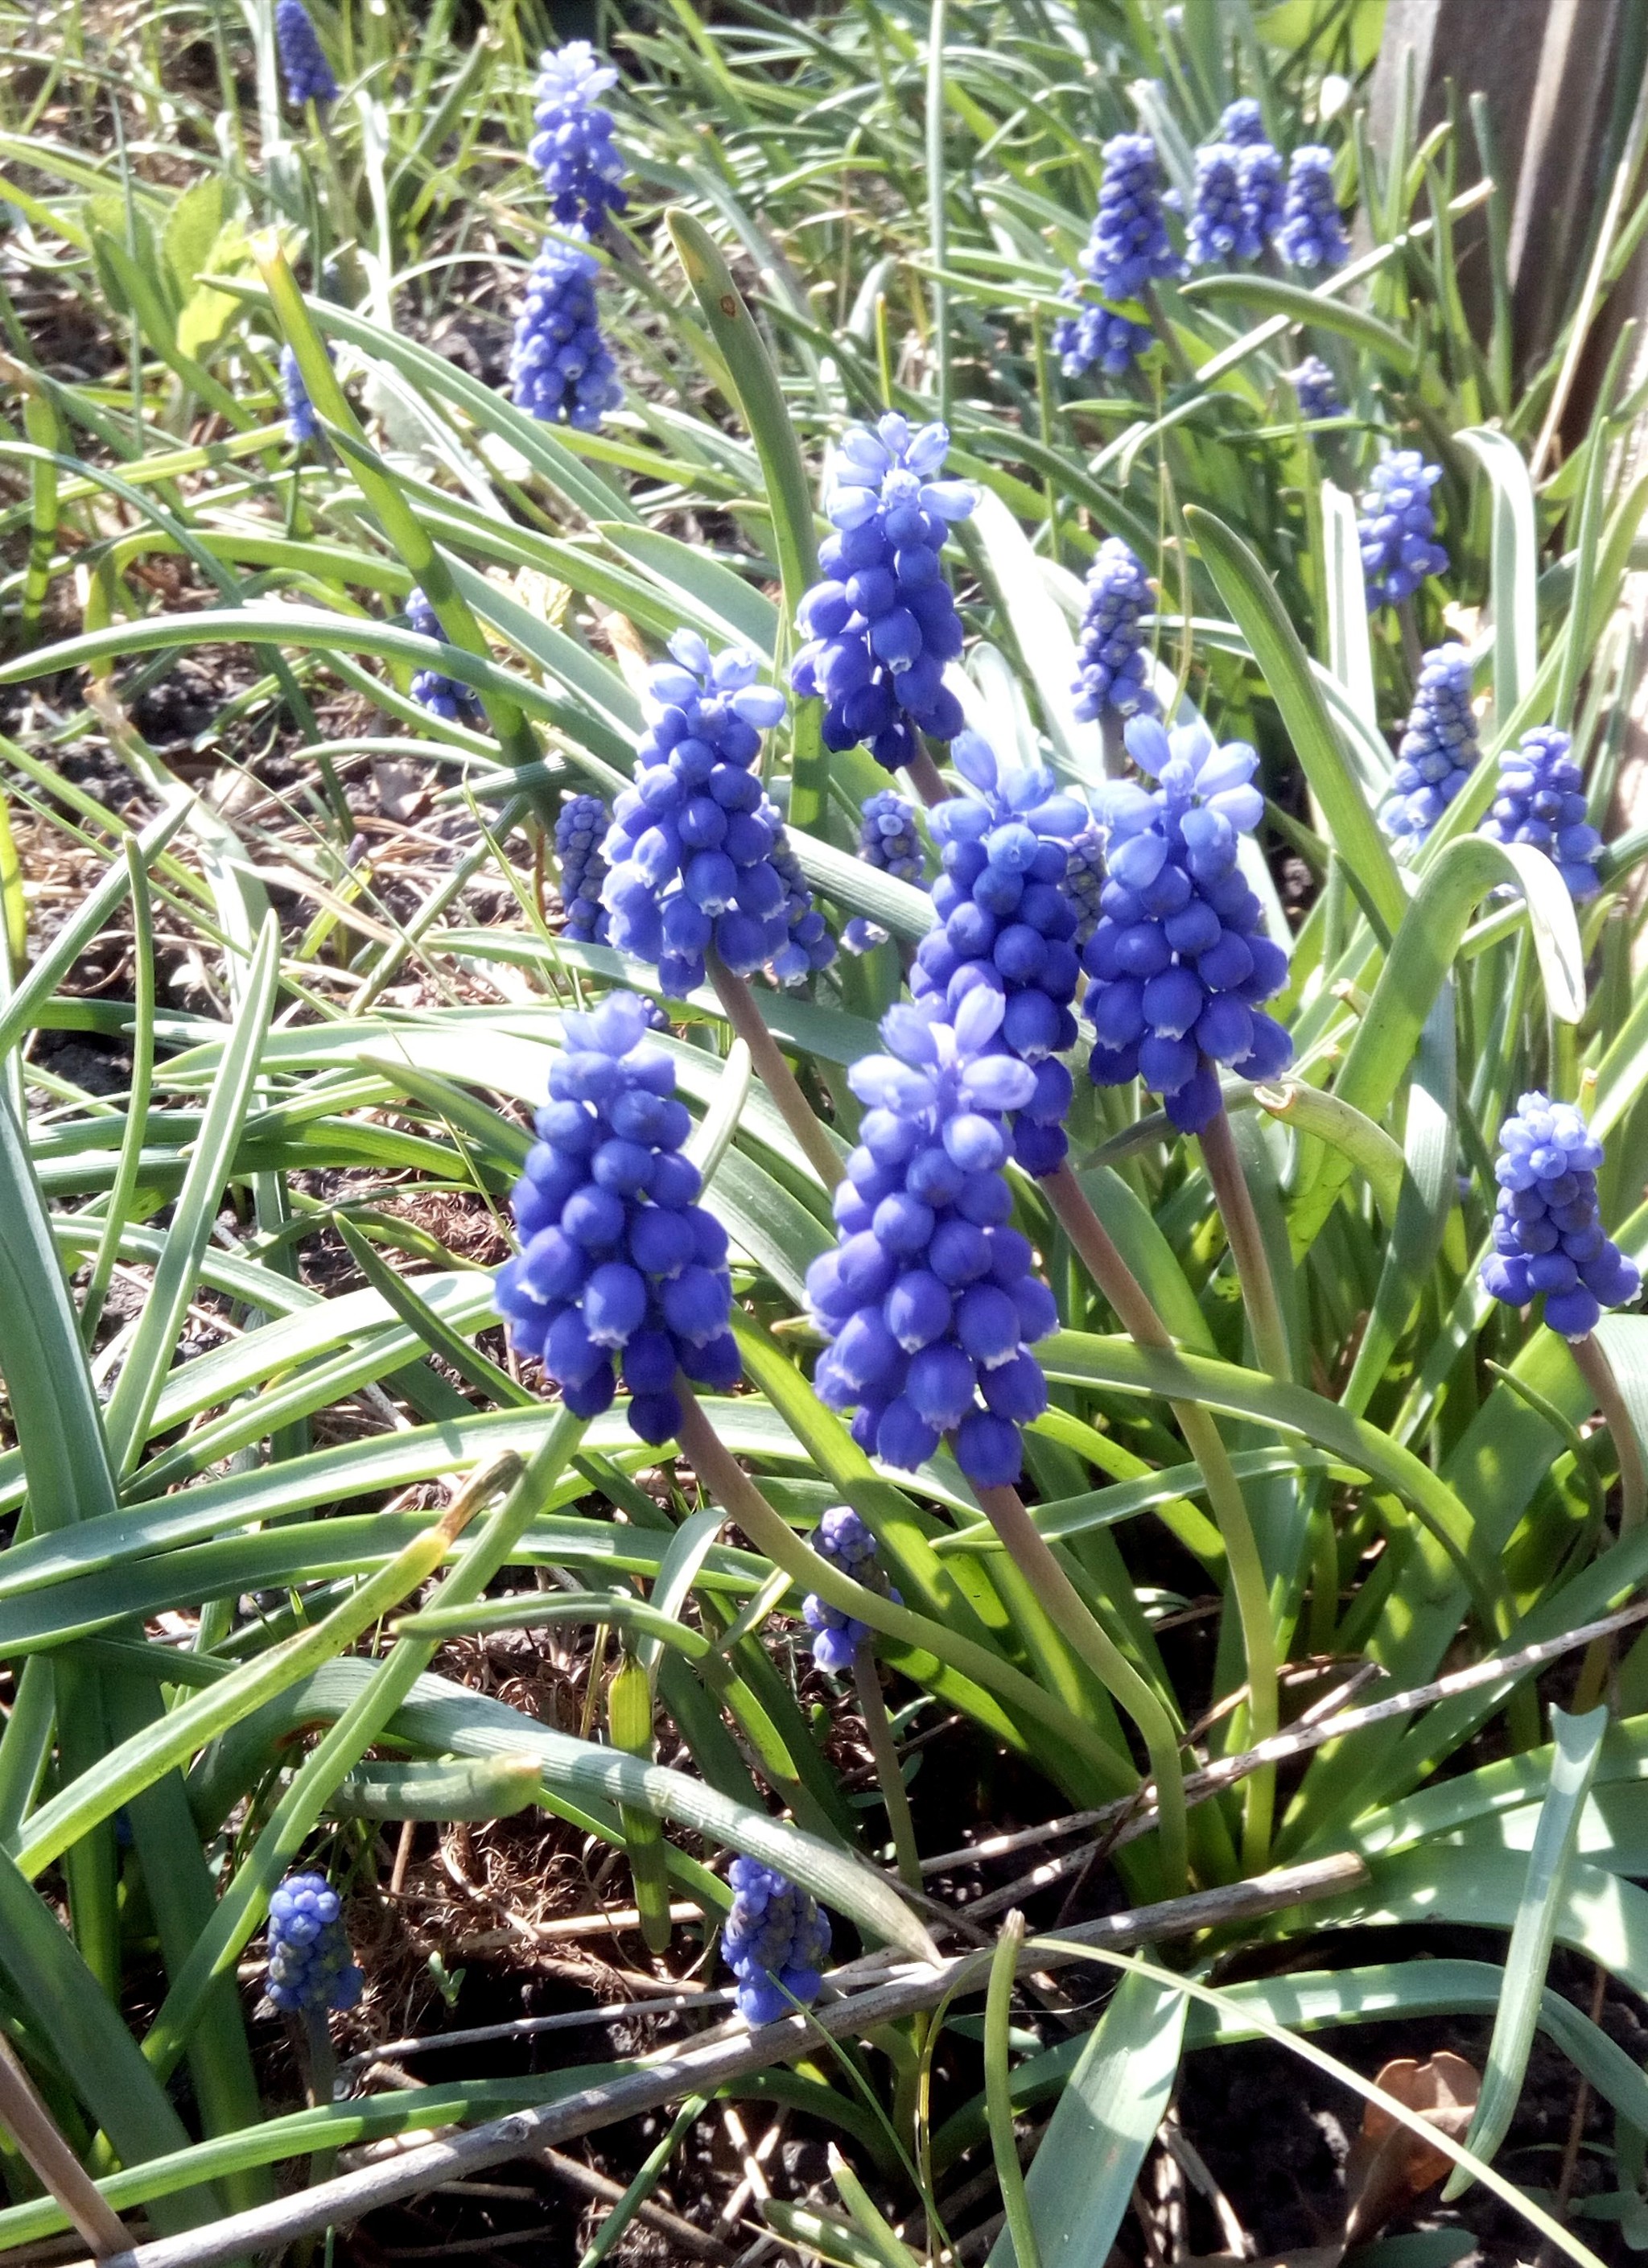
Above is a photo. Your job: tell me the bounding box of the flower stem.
[705,950,843,1190]
[905,745,952,807]
[1198,1104,1294,1383]
[1041,1159,1279,1868]
[1571,1330,1644,1712]
[852,1642,923,1892]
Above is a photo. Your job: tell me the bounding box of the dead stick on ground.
[0,2038,130,2258]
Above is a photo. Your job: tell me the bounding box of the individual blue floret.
[791,414,974,775]
[1238,142,1285,249]
[404,586,484,724]
[844,790,927,955]
[1481,726,1604,901]
[266,1873,363,2014]
[1481,1093,1639,1340]
[1083,715,1292,1135]
[1276,146,1350,270]
[914,731,1090,1177]
[1072,537,1158,724]
[494,991,740,1444]
[529,43,627,230]
[1357,450,1448,607]
[274,0,338,106]
[805,985,1061,1490]
[723,1858,831,2026]
[1217,97,1267,146]
[1380,644,1478,852]
[509,231,621,431]
[279,345,319,446]
[1188,145,1259,266]
[1290,356,1343,422]
[802,1507,900,1673]
[601,633,829,997]
[1051,287,1154,380]
[556,792,611,942]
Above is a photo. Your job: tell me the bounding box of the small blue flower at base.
[601,633,830,997]
[1072,538,1158,724]
[509,232,622,431]
[1051,288,1154,380]
[805,986,1062,1491]
[913,730,1090,1177]
[1277,146,1351,270]
[1290,356,1343,423]
[843,790,927,956]
[802,1507,900,1674]
[1083,715,1292,1136]
[1481,1093,1640,1340]
[279,345,321,446]
[1481,726,1604,901]
[1217,97,1267,145]
[493,991,740,1446]
[723,1858,831,2027]
[791,415,974,775]
[556,792,611,943]
[1380,644,1479,852]
[529,43,627,230]
[267,1873,363,2014]
[404,587,485,724]
[275,0,339,106]
[1357,451,1448,608]
[1188,145,1260,266]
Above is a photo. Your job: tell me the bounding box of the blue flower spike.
[1290,356,1343,423]
[274,0,338,107]
[267,1873,363,2014]
[804,987,1062,1490]
[1277,146,1351,270]
[1217,97,1267,145]
[803,1507,900,1673]
[279,344,321,447]
[1188,144,1260,266]
[509,232,622,430]
[1380,644,1479,852]
[494,991,740,1445]
[1482,1094,1639,1340]
[529,43,627,230]
[1083,715,1292,1134]
[1238,142,1285,250]
[844,790,927,955]
[1357,450,1448,608]
[1072,538,1158,725]
[555,793,612,943]
[405,587,484,724]
[1481,727,1604,901]
[791,415,974,777]
[723,1858,831,2026]
[1053,132,1181,377]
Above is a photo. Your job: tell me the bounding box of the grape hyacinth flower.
[1217,97,1267,145]
[1290,355,1343,423]
[805,986,1061,1489]
[1188,145,1260,266]
[1051,287,1153,380]
[844,790,926,955]
[275,0,338,106]
[1072,537,1158,723]
[1277,146,1350,270]
[266,1873,363,2014]
[769,832,838,986]
[1063,822,1106,945]
[913,731,1089,1176]
[509,231,621,431]
[723,1858,831,2026]
[790,415,974,776]
[802,1507,898,1673]
[1481,727,1604,901]
[1238,142,1285,249]
[1481,1093,1639,1339]
[1053,134,1182,377]
[529,43,627,229]
[1357,450,1448,607]
[1380,644,1479,852]
[494,991,740,1444]
[1083,715,1292,1134]
[555,792,611,942]
[405,586,484,724]
[279,345,319,446]
[601,633,829,996]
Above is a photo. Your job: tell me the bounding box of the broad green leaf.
[1178,272,1419,371]
[1457,430,1539,722]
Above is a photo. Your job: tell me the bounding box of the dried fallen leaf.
[1343,2052,1481,2247]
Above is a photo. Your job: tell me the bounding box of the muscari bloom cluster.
[529,43,627,229]
[509,232,621,431]
[1482,726,1604,901]
[1072,537,1158,724]
[1481,1094,1639,1340]
[1085,715,1292,1134]
[556,792,611,942]
[279,345,318,446]
[266,1873,363,2014]
[1291,355,1343,422]
[1380,644,1479,852]
[844,790,926,955]
[723,1858,831,2025]
[404,587,484,724]
[791,416,973,775]
[1053,132,1182,377]
[913,732,1086,1177]
[494,992,738,1445]
[1277,146,1350,269]
[601,634,830,996]
[802,1507,898,1674]
[1187,142,1277,266]
[274,0,338,105]
[1358,451,1448,607]
[805,987,1061,1490]
[1217,97,1267,144]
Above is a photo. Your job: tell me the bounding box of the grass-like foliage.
[2,0,1648,2259]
